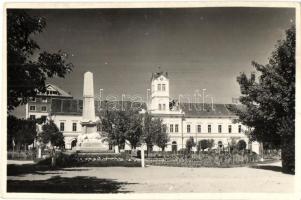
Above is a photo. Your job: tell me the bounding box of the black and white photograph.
[1,2,300,199]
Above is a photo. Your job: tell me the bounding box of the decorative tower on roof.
[150,70,169,113]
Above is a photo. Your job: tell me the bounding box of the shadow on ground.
[7,175,136,193]
[7,164,89,176]
[249,165,282,173]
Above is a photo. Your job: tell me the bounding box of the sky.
[26,7,295,103]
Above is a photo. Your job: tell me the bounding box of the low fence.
[7,150,37,161]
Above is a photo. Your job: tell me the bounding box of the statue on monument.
[76,71,109,152]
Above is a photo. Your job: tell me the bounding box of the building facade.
[47,71,249,151]
[148,71,249,151]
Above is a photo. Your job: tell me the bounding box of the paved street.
[7,161,294,193]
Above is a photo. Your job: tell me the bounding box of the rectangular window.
[157,84,161,91]
[163,104,166,110]
[60,122,65,131]
[208,125,211,133]
[170,124,174,133]
[42,97,47,103]
[162,84,166,91]
[238,125,242,133]
[159,104,162,110]
[218,125,222,133]
[197,125,201,133]
[41,106,47,112]
[228,125,232,133]
[175,124,179,132]
[187,125,191,133]
[29,115,35,120]
[72,123,77,132]
[29,106,36,111]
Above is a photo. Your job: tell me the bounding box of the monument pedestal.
[76,71,111,153]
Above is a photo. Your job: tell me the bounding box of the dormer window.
[162,84,166,91]
[157,84,161,91]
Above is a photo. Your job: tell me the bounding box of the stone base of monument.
[76,133,113,153]
[76,142,112,153]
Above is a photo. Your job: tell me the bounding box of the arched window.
[172,141,177,153]
[218,141,223,148]
[71,139,77,149]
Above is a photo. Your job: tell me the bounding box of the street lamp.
[147,89,151,111]
[202,89,206,111]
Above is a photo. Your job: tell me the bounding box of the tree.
[154,124,170,151]
[237,140,247,151]
[185,136,196,153]
[7,10,73,111]
[101,105,126,150]
[7,115,37,151]
[124,111,143,149]
[197,139,208,152]
[38,120,64,149]
[141,112,154,153]
[230,26,295,174]
[141,112,169,153]
[207,139,214,150]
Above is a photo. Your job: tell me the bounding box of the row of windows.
[158,103,167,110]
[29,105,47,112]
[60,122,77,132]
[30,97,48,103]
[168,124,242,134]
[59,122,102,132]
[29,115,47,121]
[157,84,166,91]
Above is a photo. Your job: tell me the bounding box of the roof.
[50,99,147,116]
[37,83,73,98]
[151,71,168,81]
[179,103,241,118]
[50,99,242,118]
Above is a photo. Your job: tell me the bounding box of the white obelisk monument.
[76,71,109,152]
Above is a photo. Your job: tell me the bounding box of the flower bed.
[36,152,140,167]
[145,151,259,168]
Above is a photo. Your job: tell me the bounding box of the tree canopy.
[185,136,196,152]
[38,120,65,149]
[7,10,73,110]
[231,26,295,173]
[7,115,37,151]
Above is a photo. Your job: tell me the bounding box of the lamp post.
[202,89,206,111]
[147,89,151,111]
[99,89,103,111]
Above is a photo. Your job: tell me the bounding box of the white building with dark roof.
[9,83,73,120]
[49,71,250,151]
[148,71,249,151]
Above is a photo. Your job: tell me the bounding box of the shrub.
[197,140,208,152]
[185,137,196,152]
[237,140,247,151]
